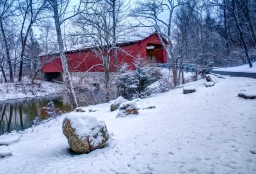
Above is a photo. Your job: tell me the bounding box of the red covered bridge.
[40,33,168,80]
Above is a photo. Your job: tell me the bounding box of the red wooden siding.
[40,33,167,73]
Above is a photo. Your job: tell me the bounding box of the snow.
[183,86,196,91]
[64,113,108,147]
[110,96,128,105]
[116,99,139,117]
[239,92,256,97]
[214,62,256,73]
[119,99,139,110]
[0,76,256,173]
[0,135,20,145]
[0,80,65,102]
[205,81,215,87]
[0,146,12,157]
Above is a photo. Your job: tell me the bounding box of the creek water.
[0,88,112,135]
[0,95,71,135]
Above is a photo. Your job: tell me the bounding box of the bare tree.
[24,30,41,80]
[0,0,15,82]
[76,1,113,102]
[0,44,8,82]
[211,0,254,67]
[17,0,47,81]
[74,0,126,101]
[47,0,82,109]
[105,0,125,71]
[223,0,230,55]
[131,0,185,87]
[231,0,252,67]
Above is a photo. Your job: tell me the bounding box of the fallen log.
[183,87,196,94]
[238,93,256,99]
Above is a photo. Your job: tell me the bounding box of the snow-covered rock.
[205,82,215,87]
[62,113,109,153]
[0,135,20,145]
[0,146,12,157]
[110,96,128,111]
[75,107,86,112]
[238,92,256,99]
[116,100,139,117]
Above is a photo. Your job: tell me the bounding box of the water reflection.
[0,95,71,135]
[0,87,116,135]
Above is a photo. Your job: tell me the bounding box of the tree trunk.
[112,0,118,72]
[103,55,111,102]
[0,19,14,82]
[245,0,256,48]
[172,58,177,87]
[223,0,230,55]
[51,0,78,109]
[18,25,32,82]
[105,72,110,102]
[0,65,7,82]
[18,47,25,82]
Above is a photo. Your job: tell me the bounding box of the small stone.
[75,107,86,112]
[116,100,139,117]
[88,109,98,112]
[143,106,156,110]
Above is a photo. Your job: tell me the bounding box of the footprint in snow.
[246,159,253,163]
[168,152,174,155]
[187,168,198,172]
[250,150,256,154]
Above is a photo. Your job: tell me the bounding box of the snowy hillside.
[0,76,255,174]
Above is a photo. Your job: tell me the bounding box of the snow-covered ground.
[0,75,255,174]
[0,81,65,102]
[214,62,256,73]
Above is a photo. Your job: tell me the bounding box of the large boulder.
[116,100,139,117]
[110,96,128,111]
[62,113,109,154]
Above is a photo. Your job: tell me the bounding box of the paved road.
[211,70,256,79]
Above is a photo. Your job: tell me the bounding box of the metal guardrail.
[211,70,256,79]
[157,63,213,74]
[156,63,198,73]
[156,63,172,68]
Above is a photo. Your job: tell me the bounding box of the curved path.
[212,70,256,79]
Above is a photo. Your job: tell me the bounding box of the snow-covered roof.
[40,33,157,57]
